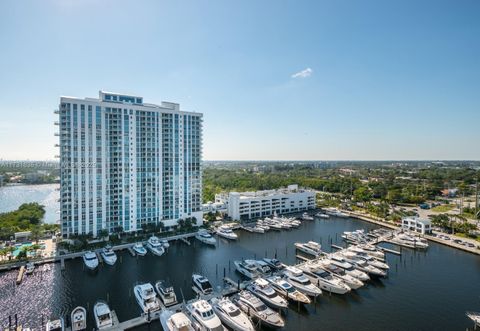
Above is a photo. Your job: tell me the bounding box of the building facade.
[215,184,316,221]
[401,217,432,235]
[57,91,202,237]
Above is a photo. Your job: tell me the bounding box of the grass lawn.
[431,204,454,212]
[455,232,480,242]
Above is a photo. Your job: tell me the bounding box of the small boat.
[192,274,213,295]
[282,266,322,297]
[294,241,322,257]
[45,318,64,331]
[246,278,288,309]
[262,258,285,271]
[155,280,178,307]
[93,301,113,330]
[134,283,161,313]
[147,236,165,256]
[300,266,351,295]
[186,299,226,331]
[160,310,195,331]
[82,251,98,270]
[25,262,35,274]
[232,291,284,329]
[195,230,217,246]
[216,226,238,240]
[211,297,255,331]
[100,246,117,266]
[266,275,311,304]
[301,212,314,221]
[132,243,147,256]
[234,260,261,279]
[161,239,170,248]
[315,212,329,219]
[70,306,87,331]
[466,311,480,328]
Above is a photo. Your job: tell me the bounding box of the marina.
[1,216,480,330]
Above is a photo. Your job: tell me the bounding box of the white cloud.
[291,67,313,79]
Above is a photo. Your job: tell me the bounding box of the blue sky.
[0,0,479,160]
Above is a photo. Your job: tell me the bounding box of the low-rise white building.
[215,184,316,221]
[401,217,432,235]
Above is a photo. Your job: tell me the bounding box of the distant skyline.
[1,0,479,161]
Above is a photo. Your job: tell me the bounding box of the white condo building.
[57,91,203,238]
[215,184,316,221]
[401,217,432,235]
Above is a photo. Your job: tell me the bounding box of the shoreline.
[344,210,480,256]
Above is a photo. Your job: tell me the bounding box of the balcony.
[54,109,60,114]
[54,132,60,136]
[54,121,59,125]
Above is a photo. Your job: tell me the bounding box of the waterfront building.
[57,91,203,238]
[215,184,316,221]
[401,217,432,235]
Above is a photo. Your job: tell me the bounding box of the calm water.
[0,184,59,224]
[1,217,480,330]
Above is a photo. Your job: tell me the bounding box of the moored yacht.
[155,280,178,307]
[329,256,370,281]
[282,266,322,297]
[93,301,113,330]
[234,260,260,279]
[266,275,311,304]
[132,243,147,256]
[342,250,389,270]
[391,233,429,249]
[247,278,288,309]
[232,291,284,329]
[350,244,385,260]
[70,306,87,331]
[245,259,271,274]
[466,311,480,328]
[315,212,329,218]
[300,265,351,294]
[192,274,213,295]
[134,283,161,313]
[325,207,349,217]
[160,310,195,331]
[211,297,255,331]
[147,236,165,256]
[160,239,170,248]
[339,254,387,277]
[82,251,99,270]
[216,226,238,240]
[262,258,285,271]
[101,246,117,266]
[294,241,322,257]
[186,299,226,331]
[301,212,314,221]
[45,318,64,331]
[319,262,364,289]
[195,230,217,246]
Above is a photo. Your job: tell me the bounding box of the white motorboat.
[234,260,261,279]
[341,229,368,244]
[134,283,161,313]
[319,262,364,289]
[216,226,238,240]
[352,244,385,260]
[391,233,429,249]
[329,256,370,281]
[315,212,330,219]
[211,297,255,331]
[342,250,389,270]
[232,291,284,329]
[251,226,265,233]
[93,301,113,330]
[132,243,147,256]
[186,299,226,331]
[244,259,271,274]
[301,212,314,221]
[147,236,165,256]
[266,275,311,304]
[25,262,35,274]
[155,280,178,307]
[101,246,117,266]
[294,241,322,257]
[325,208,349,217]
[267,221,283,230]
[300,266,351,294]
[247,278,288,309]
[161,239,170,248]
[70,306,87,331]
[192,274,213,295]
[282,266,322,297]
[45,318,64,331]
[340,254,387,277]
[82,251,98,270]
[262,258,285,271]
[195,230,217,246]
[160,310,195,331]
[466,311,480,328]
